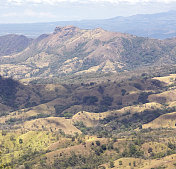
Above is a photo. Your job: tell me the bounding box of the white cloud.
[7,0,176,4]
[2,12,18,17]
[2,10,56,18]
[24,9,56,18]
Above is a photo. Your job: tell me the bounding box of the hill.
[100,155,176,169]
[0,34,32,57]
[0,72,176,131]
[0,76,71,115]
[143,112,176,129]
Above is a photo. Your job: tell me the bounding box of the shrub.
[138,92,149,104]
[119,160,123,165]
[83,96,98,105]
[129,144,137,156]
[151,79,162,88]
[19,138,23,144]
[133,161,136,167]
[110,161,114,168]
[100,96,113,106]
[148,147,153,153]
[117,98,122,105]
[133,83,142,90]
[63,112,73,118]
[121,89,126,96]
[101,144,107,151]
[96,141,101,146]
[98,86,104,94]
[168,142,176,150]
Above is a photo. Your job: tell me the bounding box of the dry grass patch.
[153,74,176,85]
[0,103,55,124]
[15,117,81,134]
[148,89,176,103]
[100,154,176,169]
[72,111,110,127]
[115,102,163,115]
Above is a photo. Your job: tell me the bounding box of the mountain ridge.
[1,26,176,79]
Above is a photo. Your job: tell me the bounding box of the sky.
[1,0,176,23]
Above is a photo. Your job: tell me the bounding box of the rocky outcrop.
[54,25,79,34]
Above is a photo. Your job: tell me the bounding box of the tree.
[121,89,126,96]
[96,141,100,146]
[119,160,123,165]
[19,138,23,144]
[138,92,149,104]
[148,147,153,153]
[110,161,114,168]
[129,144,137,156]
[2,130,7,136]
[83,96,98,105]
[133,161,136,167]
[133,83,142,90]
[100,96,113,106]
[98,86,104,94]
[101,144,107,151]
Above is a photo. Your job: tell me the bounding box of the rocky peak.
[54,25,79,34]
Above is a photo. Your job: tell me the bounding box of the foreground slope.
[0,72,176,168]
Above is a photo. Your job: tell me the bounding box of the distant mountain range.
[1,26,176,79]
[1,10,176,39]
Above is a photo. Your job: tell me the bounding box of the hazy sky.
[1,0,176,23]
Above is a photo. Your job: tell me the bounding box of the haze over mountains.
[1,10,176,39]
